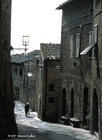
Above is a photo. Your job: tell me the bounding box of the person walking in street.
[24,102,29,117]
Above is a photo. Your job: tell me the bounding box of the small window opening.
[49,97,54,103]
[19,69,22,76]
[49,84,54,91]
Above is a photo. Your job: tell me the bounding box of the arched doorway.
[93,89,98,133]
[83,87,88,125]
[70,89,74,117]
[62,88,66,116]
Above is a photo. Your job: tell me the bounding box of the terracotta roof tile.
[40,43,60,60]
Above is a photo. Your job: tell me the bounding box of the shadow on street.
[6,123,78,140]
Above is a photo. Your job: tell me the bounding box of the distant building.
[37,43,60,123]
[57,0,102,139]
[11,50,40,110]
[11,54,24,101]
[0,0,17,138]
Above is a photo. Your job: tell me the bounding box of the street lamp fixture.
[28,72,32,77]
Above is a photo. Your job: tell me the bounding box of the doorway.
[93,89,98,133]
[15,87,19,100]
[62,88,66,116]
[83,87,88,125]
[70,89,74,117]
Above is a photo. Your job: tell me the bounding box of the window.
[70,35,73,58]
[94,46,97,59]
[14,67,17,74]
[76,33,80,57]
[49,84,54,91]
[80,43,96,55]
[96,0,100,7]
[90,0,93,12]
[19,69,22,76]
[49,97,54,103]
[80,30,97,56]
[16,68,17,74]
[15,87,18,94]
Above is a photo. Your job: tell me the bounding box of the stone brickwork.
[43,60,60,122]
[0,0,17,138]
[92,0,102,139]
[35,60,40,112]
[57,0,102,139]
[22,51,40,110]
[57,0,93,119]
[38,60,60,122]
[37,43,60,123]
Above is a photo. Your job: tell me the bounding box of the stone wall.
[92,0,102,139]
[59,0,102,139]
[0,0,17,138]
[35,60,40,112]
[12,63,24,101]
[23,57,39,110]
[38,59,60,122]
[59,0,92,118]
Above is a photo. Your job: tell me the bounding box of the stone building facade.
[37,43,60,123]
[11,55,24,101]
[11,50,40,110]
[23,51,40,110]
[34,58,40,112]
[92,0,102,139]
[0,0,17,138]
[57,0,102,139]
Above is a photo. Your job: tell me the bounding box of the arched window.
[49,84,54,91]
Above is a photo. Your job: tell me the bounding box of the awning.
[80,43,96,55]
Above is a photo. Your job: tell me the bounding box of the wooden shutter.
[76,33,80,57]
[94,24,98,43]
[70,35,73,58]
[89,31,93,57]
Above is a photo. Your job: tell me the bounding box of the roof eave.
[56,0,73,10]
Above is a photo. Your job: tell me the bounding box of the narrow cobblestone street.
[5,101,98,140]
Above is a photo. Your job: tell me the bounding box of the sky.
[11,0,66,54]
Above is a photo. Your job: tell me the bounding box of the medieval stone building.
[11,54,24,101]
[0,0,17,138]
[11,50,40,110]
[57,0,102,139]
[37,43,60,123]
